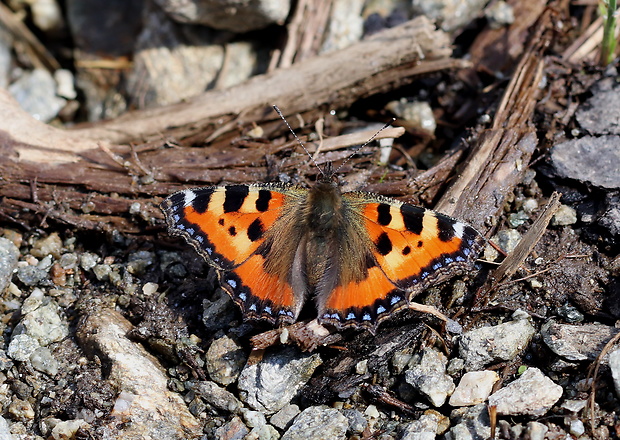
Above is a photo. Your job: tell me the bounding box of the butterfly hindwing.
[161,184,305,324]
[316,192,484,330]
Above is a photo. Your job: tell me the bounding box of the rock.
[51,419,89,440]
[609,349,620,398]
[0,237,19,293]
[125,5,225,108]
[560,399,588,413]
[238,347,322,414]
[405,348,455,407]
[484,229,521,261]
[0,26,12,89]
[76,307,201,439]
[281,406,348,440]
[7,334,40,362]
[412,0,488,32]
[568,418,585,437]
[449,371,499,407]
[320,0,364,53]
[0,416,12,440]
[30,347,59,376]
[215,416,250,439]
[202,289,237,332]
[445,404,491,440]
[54,69,77,100]
[8,69,66,122]
[154,0,291,32]
[270,404,300,430]
[192,381,242,414]
[341,409,367,434]
[20,299,69,346]
[385,99,436,134]
[206,334,246,386]
[16,264,49,286]
[541,321,620,361]
[79,252,99,271]
[525,421,549,440]
[550,136,620,189]
[126,250,155,276]
[241,408,266,428]
[576,84,620,135]
[247,423,280,440]
[488,368,563,416]
[458,311,535,371]
[400,411,440,440]
[484,1,515,28]
[8,397,35,422]
[551,205,578,226]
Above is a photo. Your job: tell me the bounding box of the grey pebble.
[206,334,246,386]
[269,404,300,430]
[30,233,62,259]
[551,135,620,189]
[551,205,578,226]
[238,347,322,414]
[541,321,620,361]
[214,416,250,440]
[445,404,491,440]
[154,0,291,32]
[79,252,99,271]
[8,69,66,122]
[193,380,242,414]
[30,346,59,376]
[488,367,563,416]
[405,348,455,407]
[0,416,13,440]
[20,299,69,346]
[400,411,440,440]
[341,409,367,434]
[0,238,19,293]
[7,334,40,362]
[609,349,620,399]
[281,406,348,440]
[16,265,48,286]
[576,83,620,135]
[412,0,488,32]
[458,310,535,371]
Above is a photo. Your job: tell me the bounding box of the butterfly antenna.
[273,105,324,176]
[332,118,396,175]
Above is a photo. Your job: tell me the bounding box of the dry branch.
[435,9,552,233]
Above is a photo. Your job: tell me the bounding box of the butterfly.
[161,160,484,332]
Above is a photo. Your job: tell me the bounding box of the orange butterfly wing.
[161,185,303,324]
[317,193,484,330]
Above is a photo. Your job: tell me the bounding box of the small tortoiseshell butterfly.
[161,115,485,332]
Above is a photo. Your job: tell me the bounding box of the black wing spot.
[223,186,249,213]
[402,246,411,255]
[376,232,393,256]
[218,218,225,226]
[417,240,423,247]
[191,190,212,214]
[401,204,424,234]
[247,218,264,242]
[438,216,457,242]
[256,190,272,212]
[377,203,392,226]
[228,226,237,236]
